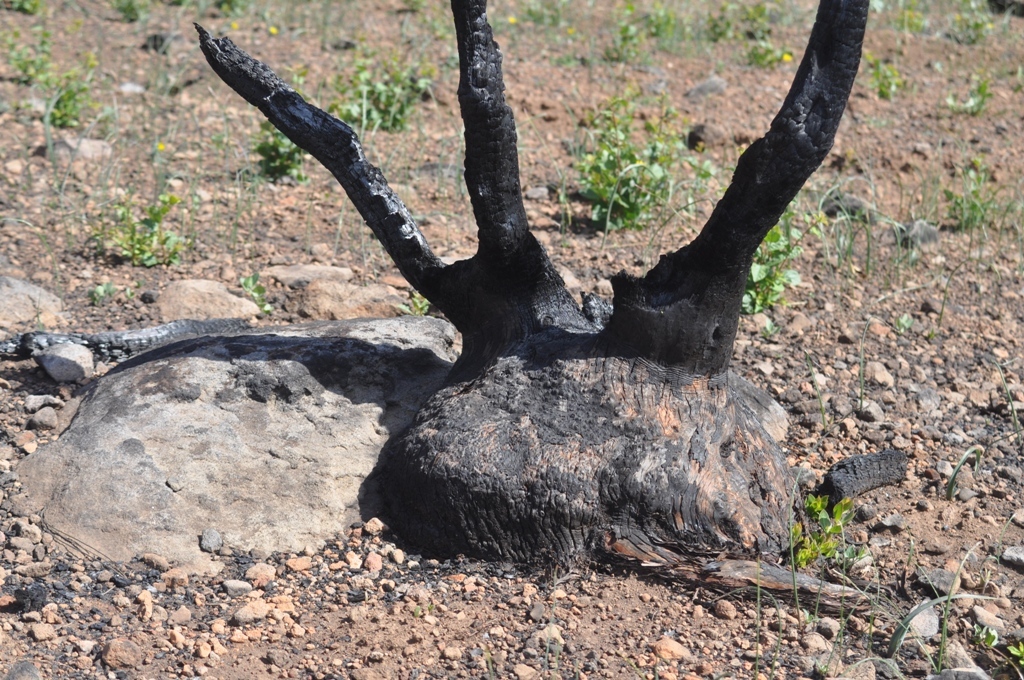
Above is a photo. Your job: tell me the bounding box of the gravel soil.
[2,0,1024,678]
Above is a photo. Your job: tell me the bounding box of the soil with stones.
[2,0,1024,678]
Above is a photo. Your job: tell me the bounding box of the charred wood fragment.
[817,449,908,508]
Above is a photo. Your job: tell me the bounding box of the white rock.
[35,344,94,383]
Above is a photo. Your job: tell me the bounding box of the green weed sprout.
[604,3,644,62]
[89,282,117,306]
[254,121,307,183]
[945,445,983,501]
[5,27,53,85]
[109,194,185,267]
[790,495,854,569]
[948,0,992,44]
[399,291,431,316]
[329,58,432,133]
[742,217,802,314]
[943,158,997,232]
[112,0,150,22]
[946,76,992,116]
[576,97,683,232]
[1009,641,1024,668]
[865,52,904,100]
[240,273,273,315]
[747,41,792,68]
[11,0,44,14]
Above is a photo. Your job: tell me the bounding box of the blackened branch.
[450,0,531,259]
[195,24,445,298]
[604,0,867,374]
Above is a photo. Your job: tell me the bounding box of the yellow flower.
[567,27,576,35]
[156,142,166,152]
[230,21,239,30]
[508,16,517,24]
[782,52,793,62]
[269,25,279,35]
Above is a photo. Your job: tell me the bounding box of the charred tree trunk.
[198,0,883,596]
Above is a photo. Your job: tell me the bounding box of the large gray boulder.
[13,317,457,571]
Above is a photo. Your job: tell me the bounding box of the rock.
[916,388,941,413]
[713,599,737,620]
[864,361,895,388]
[972,606,1005,631]
[441,646,463,660]
[686,123,728,150]
[286,556,312,572]
[49,138,113,163]
[1002,546,1024,568]
[817,617,841,640]
[909,605,940,638]
[200,528,223,553]
[223,579,253,598]
[513,665,538,680]
[787,312,814,334]
[801,632,832,654]
[23,395,62,413]
[155,279,259,322]
[34,344,95,383]
[927,669,992,680]
[685,75,727,99]
[287,280,405,320]
[26,407,58,431]
[11,318,457,567]
[874,514,906,533]
[651,636,689,660]
[246,563,277,588]
[101,638,143,669]
[3,662,42,680]
[919,568,960,596]
[262,264,354,289]
[364,552,383,572]
[27,623,55,641]
[169,606,192,625]
[894,220,940,248]
[942,640,981,671]
[0,277,63,330]
[13,520,42,543]
[232,599,272,625]
[364,517,385,535]
[856,400,885,423]
[524,186,549,201]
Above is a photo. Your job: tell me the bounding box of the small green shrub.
[1009,641,1024,668]
[10,0,44,14]
[107,194,185,267]
[741,2,773,41]
[217,0,250,16]
[895,0,925,32]
[948,0,991,44]
[604,3,644,62]
[894,312,914,334]
[240,273,273,315]
[254,121,307,183]
[742,216,802,314]
[524,0,570,26]
[704,4,737,42]
[865,52,904,100]
[747,41,792,68]
[790,495,854,569]
[47,53,97,129]
[88,282,117,306]
[576,97,683,232]
[399,291,430,316]
[944,158,998,232]
[5,27,52,85]
[946,76,991,115]
[111,0,149,22]
[329,57,432,133]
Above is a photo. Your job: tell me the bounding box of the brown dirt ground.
[1,0,1024,678]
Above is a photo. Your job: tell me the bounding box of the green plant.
[329,57,432,133]
[10,0,43,14]
[46,52,97,129]
[948,0,991,44]
[524,0,570,27]
[398,291,430,316]
[603,3,644,63]
[790,495,854,568]
[575,97,683,232]
[742,219,802,314]
[217,0,250,16]
[88,282,117,306]
[895,0,925,32]
[107,194,185,267]
[240,273,273,314]
[865,52,904,100]
[5,27,52,85]
[254,121,307,183]
[972,624,998,648]
[992,361,1022,447]
[1009,641,1024,667]
[747,41,792,68]
[946,445,984,500]
[944,158,997,231]
[946,76,992,115]
[112,0,149,21]
[741,2,773,41]
[704,4,737,42]
[894,312,913,334]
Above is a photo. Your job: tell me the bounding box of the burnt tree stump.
[199,0,894,600]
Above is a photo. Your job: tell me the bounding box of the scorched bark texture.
[198,0,884,590]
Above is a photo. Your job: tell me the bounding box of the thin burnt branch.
[195,24,445,298]
[451,0,531,260]
[605,0,867,374]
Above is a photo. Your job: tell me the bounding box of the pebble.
[816,617,841,640]
[223,579,253,598]
[27,623,55,641]
[652,636,689,660]
[23,395,62,413]
[245,563,277,588]
[364,517,385,535]
[285,556,312,572]
[34,343,95,383]
[713,599,738,620]
[26,407,59,430]
[1001,546,1024,568]
[142,553,171,571]
[857,400,885,423]
[800,632,832,654]
[864,361,895,388]
[909,606,940,638]
[364,552,383,572]
[874,513,907,533]
[200,528,223,553]
[972,606,1006,631]
[4,662,42,680]
[101,638,143,669]
[232,599,272,625]
[169,606,192,625]
[919,568,960,596]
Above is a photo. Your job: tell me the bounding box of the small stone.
[101,638,143,669]
[364,552,383,572]
[170,606,192,625]
[26,407,59,431]
[922,539,952,555]
[49,138,113,162]
[919,568,960,596]
[168,628,186,647]
[972,606,1005,631]
[528,602,545,622]
[652,636,689,660]
[524,186,549,201]
[874,513,906,533]
[909,606,940,639]
[35,344,94,383]
[199,528,223,553]
[513,664,538,680]
[345,551,363,569]
[28,622,56,641]
[285,556,312,572]
[391,549,405,564]
[23,395,62,413]
[685,75,727,100]
[800,632,832,654]
[142,553,171,571]
[223,580,253,598]
[442,646,463,660]
[857,400,885,423]
[787,312,814,334]
[713,599,738,620]
[246,563,277,588]
[1001,546,1024,568]
[816,617,841,640]
[4,662,42,680]
[864,361,895,388]
[363,517,385,535]
[231,599,272,625]
[534,624,564,647]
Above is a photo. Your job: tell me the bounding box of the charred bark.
[198,0,890,598]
